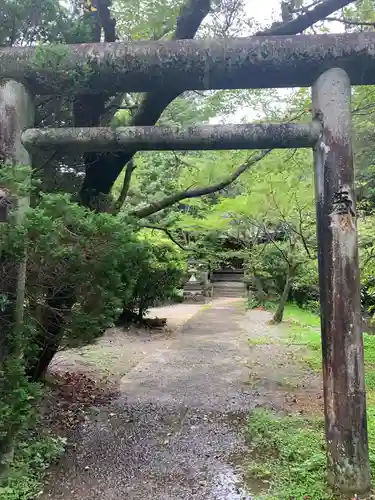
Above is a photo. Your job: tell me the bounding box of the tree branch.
[140,224,187,250]
[250,218,291,265]
[172,0,211,39]
[95,0,116,42]
[105,104,139,111]
[269,187,314,260]
[131,149,271,219]
[292,0,321,14]
[260,0,353,36]
[113,159,135,213]
[325,16,375,27]
[295,197,315,259]
[263,227,291,265]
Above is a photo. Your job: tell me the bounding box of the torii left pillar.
[0,79,34,472]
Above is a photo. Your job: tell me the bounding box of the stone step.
[212,291,244,298]
[212,282,245,298]
[213,281,244,287]
[211,271,244,282]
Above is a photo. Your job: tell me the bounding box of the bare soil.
[49,303,203,383]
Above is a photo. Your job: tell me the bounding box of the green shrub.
[0,360,40,474]
[247,295,276,311]
[126,231,186,318]
[18,195,187,348]
[303,299,320,315]
[245,245,319,312]
[290,259,319,309]
[20,194,140,348]
[245,244,288,299]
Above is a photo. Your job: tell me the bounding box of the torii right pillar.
[312,67,370,495]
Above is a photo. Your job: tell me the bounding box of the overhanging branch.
[140,224,187,250]
[132,149,271,219]
[325,16,375,26]
[114,158,135,213]
[260,0,353,35]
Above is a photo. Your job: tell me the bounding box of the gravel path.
[42,299,321,500]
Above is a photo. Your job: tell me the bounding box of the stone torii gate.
[1,31,374,495]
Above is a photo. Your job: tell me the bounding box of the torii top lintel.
[1,32,375,95]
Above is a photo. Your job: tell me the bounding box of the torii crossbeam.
[0,32,375,93]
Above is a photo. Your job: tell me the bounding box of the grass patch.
[199,303,213,312]
[0,434,65,500]
[246,303,375,498]
[248,337,277,346]
[281,304,322,371]
[246,409,332,499]
[282,304,375,389]
[79,346,118,374]
[282,303,321,328]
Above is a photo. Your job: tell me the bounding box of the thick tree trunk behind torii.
[79,0,211,207]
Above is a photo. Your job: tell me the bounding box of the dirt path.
[42,300,321,500]
[49,303,203,382]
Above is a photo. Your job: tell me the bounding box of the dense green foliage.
[127,231,186,317]
[4,189,186,355]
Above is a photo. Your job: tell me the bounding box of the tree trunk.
[25,288,75,381]
[138,300,146,322]
[253,275,267,303]
[273,273,292,324]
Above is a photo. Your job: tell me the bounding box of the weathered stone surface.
[21,122,321,152]
[0,79,34,363]
[2,33,375,94]
[0,79,33,472]
[312,68,370,495]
